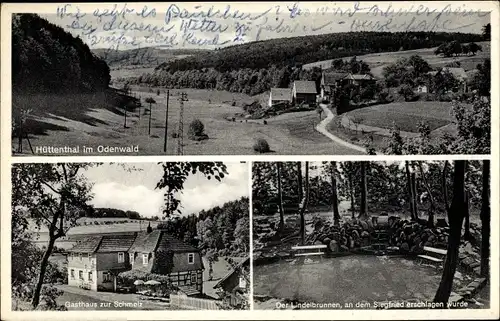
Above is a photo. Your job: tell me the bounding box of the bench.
[291,245,327,258]
[417,246,447,264]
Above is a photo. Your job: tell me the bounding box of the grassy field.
[345,101,456,132]
[17,85,362,155]
[303,41,491,76]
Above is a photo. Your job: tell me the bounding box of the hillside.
[92,47,210,69]
[156,31,484,73]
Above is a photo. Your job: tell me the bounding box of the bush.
[253,138,270,153]
[188,119,205,136]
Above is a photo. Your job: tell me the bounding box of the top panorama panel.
[10,2,492,156]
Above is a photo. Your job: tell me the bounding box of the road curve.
[315,103,369,154]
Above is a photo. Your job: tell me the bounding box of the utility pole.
[163,89,170,153]
[177,92,187,155]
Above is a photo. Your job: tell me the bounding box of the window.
[129,253,134,264]
[190,272,197,284]
[103,272,112,283]
[88,272,93,281]
[142,254,148,265]
[118,252,124,263]
[188,253,194,264]
[79,270,83,280]
[70,269,75,279]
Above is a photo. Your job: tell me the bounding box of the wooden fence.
[169,294,221,310]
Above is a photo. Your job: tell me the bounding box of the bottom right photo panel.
[252,160,490,310]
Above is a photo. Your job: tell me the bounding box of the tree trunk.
[433,160,467,305]
[277,162,285,233]
[331,162,340,226]
[349,173,355,219]
[463,190,472,240]
[148,103,152,135]
[298,162,310,245]
[32,235,56,308]
[443,161,449,210]
[359,162,368,220]
[480,160,490,278]
[405,161,416,220]
[417,162,436,228]
[411,172,418,219]
[297,162,303,207]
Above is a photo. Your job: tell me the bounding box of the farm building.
[292,80,317,106]
[343,73,376,86]
[320,72,348,100]
[213,257,250,308]
[268,88,292,107]
[67,233,137,292]
[415,85,428,93]
[429,67,469,92]
[128,230,204,296]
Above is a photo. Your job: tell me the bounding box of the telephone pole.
[177,92,188,155]
[163,89,170,153]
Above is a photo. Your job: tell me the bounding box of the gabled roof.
[270,88,292,101]
[68,233,137,253]
[293,81,317,94]
[129,230,199,254]
[323,72,348,85]
[213,257,250,289]
[443,67,468,80]
[345,74,374,81]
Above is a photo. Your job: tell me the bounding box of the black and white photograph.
[11,162,250,310]
[10,2,491,156]
[252,161,491,310]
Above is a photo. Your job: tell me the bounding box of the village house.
[320,72,348,100]
[67,233,137,292]
[292,80,317,106]
[128,230,204,296]
[213,257,250,308]
[429,67,469,93]
[343,73,376,86]
[268,88,292,107]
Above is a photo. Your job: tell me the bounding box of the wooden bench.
[418,246,447,264]
[291,245,327,258]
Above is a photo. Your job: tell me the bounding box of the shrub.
[188,119,205,136]
[253,138,270,153]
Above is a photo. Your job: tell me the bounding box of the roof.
[213,257,250,289]
[323,72,348,85]
[293,81,317,94]
[129,230,199,254]
[429,67,468,80]
[68,233,137,253]
[270,88,292,101]
[345,74,374,81]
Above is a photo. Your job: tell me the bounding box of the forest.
[129,31,483,95]
[12,13,110,94]
[253,160,490,305]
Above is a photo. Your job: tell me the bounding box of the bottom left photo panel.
[10,162,250,311]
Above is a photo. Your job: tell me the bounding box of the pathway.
[315,104,369,154]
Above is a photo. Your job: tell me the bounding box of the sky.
[37,2,491,51]
[82,162,249,218]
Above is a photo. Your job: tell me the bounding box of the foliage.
[482,23,491,41]
[398,84,415,101]
[12,14,110,94]
[471,59,490,96]
[156,162,228,217]
[188,119,206,137]
[451,96,490,154]
[253,138,270,153]
[383,55,432,88]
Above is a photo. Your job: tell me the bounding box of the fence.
[169,294,221,310]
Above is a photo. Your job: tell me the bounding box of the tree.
[359,162,368,220]
[434,160,467,304]
[408,55,431,75]
[299,162,310,244]
[471,59,490,96]
[205,249,219,281]
[405,161,417,220]
[188,119,205,137]
[156,162,228,217]
[12,163,95,309]
[452,95,490,153]
[276,162,285,233]
[398,84,414,101]
[480,160,490,278]
[330,162,340,226]
[417,161,437,227]
[482,23,491,41]
[145,97,156,136]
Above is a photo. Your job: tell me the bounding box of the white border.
[1,1,499,320]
